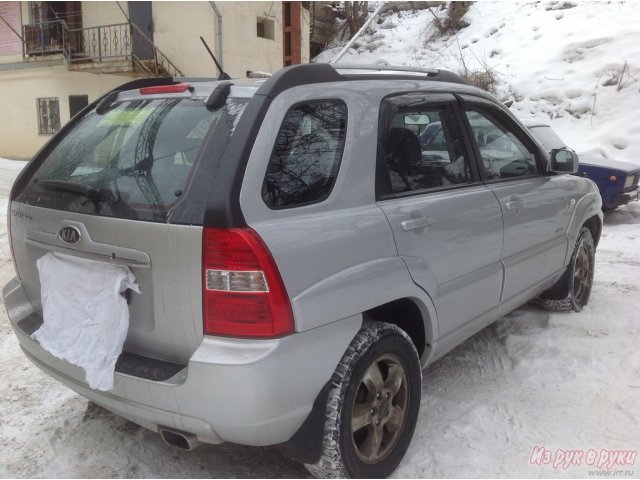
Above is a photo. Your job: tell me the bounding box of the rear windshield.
[18,96,246,222]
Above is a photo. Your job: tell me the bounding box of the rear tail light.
[202,227,294,338]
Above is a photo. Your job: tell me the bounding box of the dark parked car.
[527,122,640,210]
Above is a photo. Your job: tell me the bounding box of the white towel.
[33,252,140,391]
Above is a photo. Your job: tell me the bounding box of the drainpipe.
[209,2,223,69]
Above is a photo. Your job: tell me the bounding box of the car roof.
[114,63,474,102]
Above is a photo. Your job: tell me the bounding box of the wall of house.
[151,1,285,78]
[217,1,284,77]
[0,66,132,159]
[150,2,218,78]
[81,1,128,29]
[0,1,311,158]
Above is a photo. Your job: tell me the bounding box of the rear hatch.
[10,83,248,365]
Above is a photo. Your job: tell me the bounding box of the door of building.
[129,1,154,60]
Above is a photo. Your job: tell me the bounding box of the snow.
[1,2,640,476]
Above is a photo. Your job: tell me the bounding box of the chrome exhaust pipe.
[159,428,201,451]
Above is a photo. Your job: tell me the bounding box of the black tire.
[305,322,421,479]
[541,226,595,313]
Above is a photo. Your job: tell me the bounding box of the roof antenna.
[200,36,231,80]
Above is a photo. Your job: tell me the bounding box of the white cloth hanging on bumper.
[33,252,140,391]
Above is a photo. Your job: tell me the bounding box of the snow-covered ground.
[1,1,640,477]
[0,156,638,478]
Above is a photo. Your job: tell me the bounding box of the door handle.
[504,200,525,210]
[400,216,434,231]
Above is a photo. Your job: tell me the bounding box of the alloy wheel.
[350,354,409,464]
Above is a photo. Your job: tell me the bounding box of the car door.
[376,92,503,349]
[458,95,575,308]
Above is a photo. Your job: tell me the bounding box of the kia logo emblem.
[59,226,81,244]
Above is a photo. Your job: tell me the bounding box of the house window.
[257,17,275,40]
[37,97,60,135]
[69,95,89,118]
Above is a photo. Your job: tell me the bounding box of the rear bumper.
[3,277,360,447]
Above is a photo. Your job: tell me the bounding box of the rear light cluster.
[202,227,294,338]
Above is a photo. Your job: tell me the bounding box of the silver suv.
[4,64,602,477]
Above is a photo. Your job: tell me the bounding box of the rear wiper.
[35,179,119,205]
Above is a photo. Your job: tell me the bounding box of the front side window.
[465,109,538,180]
[379,100,471,196]
[262,100,347,209]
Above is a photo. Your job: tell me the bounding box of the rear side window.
[18,97,246,222]
[262,100,347,209]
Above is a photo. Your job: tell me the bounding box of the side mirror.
[549,148,579,174]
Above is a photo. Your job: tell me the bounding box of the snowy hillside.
[316,1,640,164]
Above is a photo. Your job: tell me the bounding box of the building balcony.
[21,20,182,78]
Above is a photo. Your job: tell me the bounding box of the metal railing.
[22,20,183,78]
[23,20,64,56]
[128,20,183,78]
[63,22,132,62]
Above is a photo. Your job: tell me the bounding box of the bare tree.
[343,1,369,38]
[310,2,339,58]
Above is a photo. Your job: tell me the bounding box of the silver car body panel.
[240,82,445,363]
[378,185,503,355]
[9,203,204,362]
[4,273,362,445]
[487,175,573,302]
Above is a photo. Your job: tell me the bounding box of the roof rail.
[255,63,343,99]
[333,63,467,85]
[332,64,440,75]
[254,63,468,100]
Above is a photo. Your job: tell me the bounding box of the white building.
[0,1,310,159]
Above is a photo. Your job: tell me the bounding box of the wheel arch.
[541,218,600,303]
[583,214,602,248]
[362,297,433,361]
[278,296,436,465]
[566,190,602,263]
